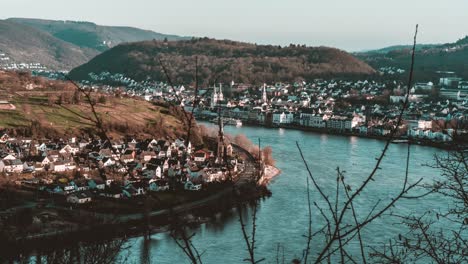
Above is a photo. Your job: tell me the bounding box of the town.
[1,2,466,263]
[0,51,47,71]
[0,121,253,206]
[64,69,468,146]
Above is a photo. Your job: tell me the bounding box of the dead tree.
[370,144,467,263]
[295,24,421,263]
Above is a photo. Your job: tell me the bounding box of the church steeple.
[262,83,268,104]
[218,115,224,136]
[211,85,218,108]
[216,114,226,163]
[218,83,224,101]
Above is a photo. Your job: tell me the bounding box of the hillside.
[68,38,376,84]
[8,18,189,52]
[357,36,468,80]
[0,18,189,70]
[0,70,200,142]
[0,20,97,70]
[360,44,438,54]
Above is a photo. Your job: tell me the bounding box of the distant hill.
[0,18,189,70]
[356,36,468,81]
[69,38,376,84]
[0,20,97,70]
[0,70,201,143]
[360,44,439,54]
[8,18,189,52]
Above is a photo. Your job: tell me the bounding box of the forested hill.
[8,18,189,52]
[0,18,189,70]
[0,19,97,70]
[69,38,377,84]
[357,36,468,81]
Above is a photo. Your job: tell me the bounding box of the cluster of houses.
[22,68,468,143]
[0,51,47,71]
[74,71,468,142]
[0,130,241,204]
[185,80,466,141]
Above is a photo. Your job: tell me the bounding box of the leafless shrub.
[370,147,467,263]
[40,239,129,264]
[292,24,420,263]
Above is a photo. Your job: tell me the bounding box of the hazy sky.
[2,0,467,51]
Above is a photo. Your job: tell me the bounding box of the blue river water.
[121,124,445,263]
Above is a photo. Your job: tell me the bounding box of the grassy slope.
[1,94,184,137]
[0,71,191,140]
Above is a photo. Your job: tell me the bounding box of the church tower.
[217,116,225,162]
[218,83,224,101]
[211,85,218,108]
[216,116,232,163]
[262,83,268,104]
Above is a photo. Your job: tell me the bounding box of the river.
[117,123,445,263]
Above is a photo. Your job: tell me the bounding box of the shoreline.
[2,182,271,260]
[200,118,455,150]
[278,124,456,150]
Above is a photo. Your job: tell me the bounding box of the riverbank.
[256,122,456,150]
[198,117,457,150]
[1,181,272,261]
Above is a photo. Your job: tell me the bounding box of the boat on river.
[210,118,242,127]
[391,139,409,144]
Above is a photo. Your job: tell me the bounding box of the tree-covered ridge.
[69,38,376,84]
[357,35,468,81]
[8,18,189,52]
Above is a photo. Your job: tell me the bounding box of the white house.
[273,112,294,125]
[194,151,208,163]
[67,192,92,204]
[59,144,80,155]
[2,159,23,173]
[52,162,67,172]
[155,166,162,178]
[418,120,432,130]
[41,156,52,167]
